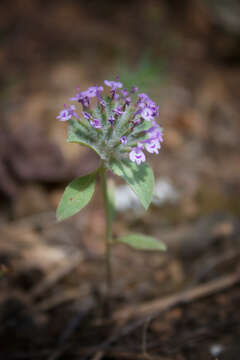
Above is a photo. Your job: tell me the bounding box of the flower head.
[57,77,163,165]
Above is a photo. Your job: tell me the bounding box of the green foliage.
[117,233,167,251]
[109,159,154,210]
[57,173,96,221]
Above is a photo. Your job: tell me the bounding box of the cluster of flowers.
[57,79,163,165]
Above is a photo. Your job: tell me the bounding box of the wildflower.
[138,93,150,103]
[90,118,102,129]
[130,86,138,94]
[144,139,161,154]
[133,118,142,127]
[56,80,167,296]
[108,116,115,125]
[120,88,128,97]
[125,97,131,106]
[104,80,123,90]
[121,136,127,144]
[58,77,163,165]
[129,145,146,165]
[85,85,103,98]
[113,93,120,100]
[141,107,154,122]
[70,90,90,108]
[56,109,72,121]
[56,104,77,121]
[113,107,123,116]
[147,122,163,143]
[82,111,92,120]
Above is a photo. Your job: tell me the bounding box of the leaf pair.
[56,160,166,251]
[57,159,154,221]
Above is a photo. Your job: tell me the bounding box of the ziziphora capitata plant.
[56,78,166,293]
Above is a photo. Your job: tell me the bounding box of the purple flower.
[68,104,80,119]
[129,146,146,165]
[108,116,115,125]
[70,91,90,108]
[104,80,123,90]
[147,122,163,142]
[144,139,161,154]
[56,109,72,121]
[130,86,138,94]
[113,93,120,100]
[120,136,127,144]
[95,87,106,109]
[120,88,128,97]
[125,97,131,106]
[138,102,146,109]
[82,111,92,120]
[90,118,102,129]
[57,104,77,121]
[70,91,85,102]
[113,106,123,116]
[133,118,142,127]
[146,100,159,117]
[58,78,163,164]
[99,99,106,109]
[133,108,142,118]
[138,93,150,103]
[141,107,154,122]
[85,85,103,98]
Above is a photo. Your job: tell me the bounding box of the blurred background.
[0,1,240,359]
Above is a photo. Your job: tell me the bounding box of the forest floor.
[0,1,240,359]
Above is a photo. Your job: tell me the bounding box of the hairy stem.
[100,163,112,295]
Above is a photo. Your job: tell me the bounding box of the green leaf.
[117,233,167,251]
[109,159,154,210]
[67,119,102,157]
[56,173,96,221]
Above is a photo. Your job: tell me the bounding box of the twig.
[86,272,240,359]
[113,271,240,321]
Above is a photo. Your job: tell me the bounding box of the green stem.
[100,163,112,294]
